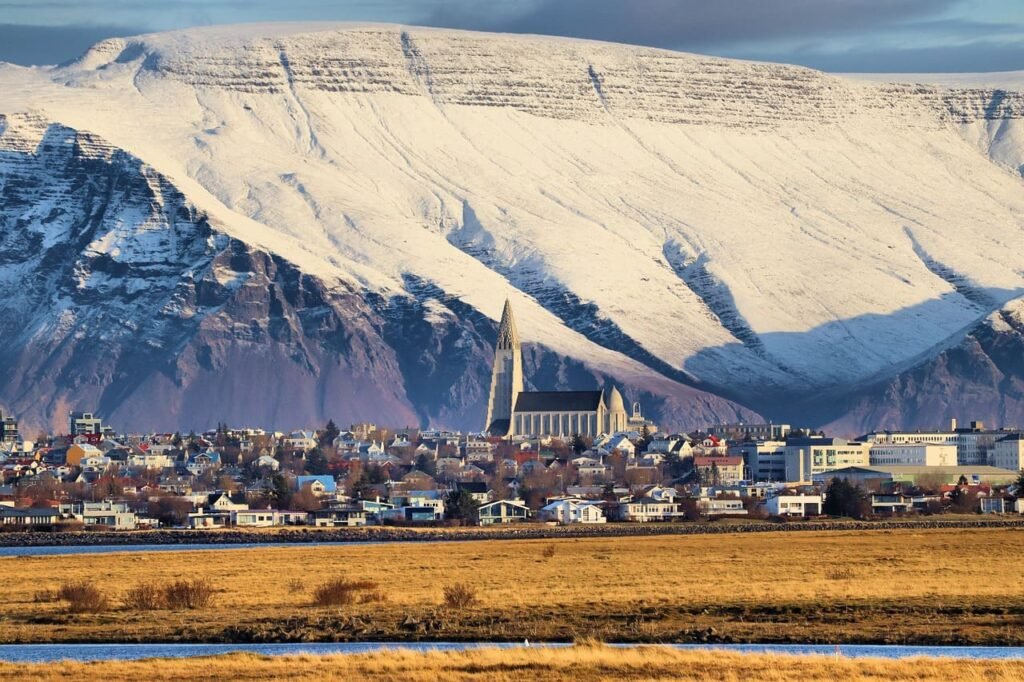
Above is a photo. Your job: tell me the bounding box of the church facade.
[484,300,630,438]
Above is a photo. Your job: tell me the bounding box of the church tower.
[484,299,524,437]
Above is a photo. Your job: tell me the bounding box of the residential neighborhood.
[1,409,1024,531]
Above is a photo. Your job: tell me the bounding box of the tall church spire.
[496,298,520,351]
[484,298,524,437]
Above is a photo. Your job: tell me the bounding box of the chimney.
[950,418,958,431]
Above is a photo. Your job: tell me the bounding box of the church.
[484,299,632,438]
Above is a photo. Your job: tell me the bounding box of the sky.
[0,0,1021,73]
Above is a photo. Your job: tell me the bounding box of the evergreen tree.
[414,453,437,477]
[822,478,868,519]
[444,488,480,524]
[322,419,341,446]
[570,433,587,455]
[305,448,330,476]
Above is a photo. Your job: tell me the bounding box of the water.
[0,642,1021,664]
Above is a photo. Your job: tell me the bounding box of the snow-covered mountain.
[1,23,1023,433]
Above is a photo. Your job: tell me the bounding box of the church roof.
[495,299,520,351]
[514,391,604,413]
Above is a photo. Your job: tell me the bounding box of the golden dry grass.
[1,645,1023,681]
[2,527,1023,643]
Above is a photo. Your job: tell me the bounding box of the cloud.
[424,0,962,49]
[0,23,146,65]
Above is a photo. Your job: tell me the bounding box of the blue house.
[295,475,338,495]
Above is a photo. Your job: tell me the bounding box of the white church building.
[484,299,632,438]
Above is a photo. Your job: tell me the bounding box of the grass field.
[3,527,1024,644]
[3,645,1024,681]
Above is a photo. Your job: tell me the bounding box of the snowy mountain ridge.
[2,23,1024,432]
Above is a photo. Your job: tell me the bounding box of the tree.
[444,489,479,525]
[148,496,194,527]
[948,485,979,514]
[305,448,330,476]
[638,424,653,453]
[664,453,693,481]
[322,419,341,446]
[570,433,587,455]
[414,453,437,478]
[268,474,292,509]
[822,478,869,519]
[1014,469,1024,493]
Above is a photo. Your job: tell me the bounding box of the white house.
[614,496,680,522]
[539,498,607,524]
[765,493,823,517]
[476,499,531,525]
[253,454,280,471]
[697,496,748,516]
[284,431,318,451]
[603,434,636,458]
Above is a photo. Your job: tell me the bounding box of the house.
[613,496,680,522]
[253,454,280,471]
[231,509,280,527]
[295,475,338,496]
[765,493,823,517]
[283,431,318,451]
[693,456,745,485]
[402,470,437,490]
[187,510,230,528]
[603,434,636,458]
[312,505,367,527]
[186,449,222,476]
[463,439,495,462]
[65,442,103,467]
[980,496,1010,514]
[205,491,248,512]
[696,493,748,516]
[456,481,492,504]
[870,494,914,514]
[358,498,395,522]
[277,510,312,525]
[362,441,387,460]
[436,457,463,476]
[386,490,445,521]
[0,506,60,526]
[539,498,607,524]
[60,501,137,529]
[476,499,531,525]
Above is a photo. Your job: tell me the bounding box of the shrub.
[541,544,557,559]
[286,578,305,594]
[124,582,165,610]
[32,589,55,603]
[163,579,214,610]
[57,581,108,613]
[442,582,478,610]
[313,578,382,607]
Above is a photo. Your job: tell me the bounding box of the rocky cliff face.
[2,24,1024,432]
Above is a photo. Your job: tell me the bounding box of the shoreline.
[4,643,1023,681]
[2,517,1023,547]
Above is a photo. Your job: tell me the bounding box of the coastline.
[2,516,1023,547]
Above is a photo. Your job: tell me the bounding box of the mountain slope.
[2,23,1024,431]
[0,111,752,432]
